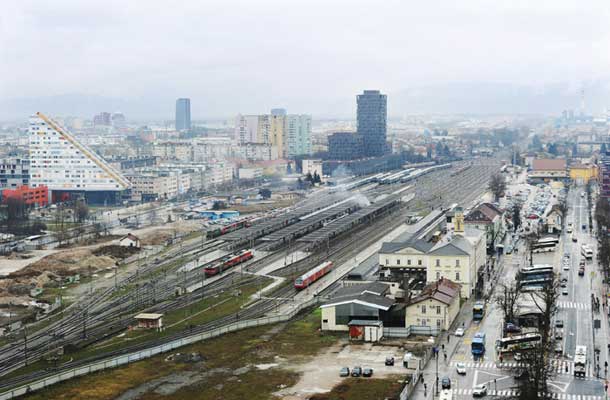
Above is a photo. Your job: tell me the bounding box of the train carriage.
[204,249,254,276]
[294,261,333,289]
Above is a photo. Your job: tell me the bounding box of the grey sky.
[1,0,609,118]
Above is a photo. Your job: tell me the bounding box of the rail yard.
[0,156,502,396]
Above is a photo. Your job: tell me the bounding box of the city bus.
[574,345,587,377]
[471,332,486,356]
[473,301,485,321]
[581,245,593,260]
[496,333,542,355]
[518,265,554,285]
[532,237,559,253]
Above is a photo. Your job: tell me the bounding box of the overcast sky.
[1,0,609,118]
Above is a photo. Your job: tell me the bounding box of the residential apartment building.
[28,113,131,205]
[234,143,278,161]
[405,278,460,331]
[126,172,179,202]
[193,137,233,163]
[569,163,598,184]
[0,157,30,189]
[1,185,48,207]
[152,141,193,162]
[234,113,312,158]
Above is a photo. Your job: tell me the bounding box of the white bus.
[581,245,593,260]
[574,345,587,377]
[496,333,542,355]
[532,237,559,253]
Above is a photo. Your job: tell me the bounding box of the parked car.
[562,288,569,296]
[555,343,563,355]
[456,362,466,375]
[473,384,488,397]
[555,320,564,328]
[385,356,394,366]
[340,367,350,377]
[351,367,362,377]
[572,236,578,242]
[441,377,451,389]
[455,327,465,337]
[362,367,373,377]
[555,329,563,340]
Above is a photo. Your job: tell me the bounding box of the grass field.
[20,308,341,400]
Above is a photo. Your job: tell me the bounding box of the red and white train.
[204,249,254,276]
[294,261,333,290]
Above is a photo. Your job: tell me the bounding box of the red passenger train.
[204,249,254,276]
[294,261,333,290]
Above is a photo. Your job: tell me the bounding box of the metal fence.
[0,298,320,400]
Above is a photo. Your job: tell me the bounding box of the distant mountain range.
[1,81,608,122]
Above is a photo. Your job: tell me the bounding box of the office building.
[328,131,363,160]
[111,112,126,128]
[0,157,30,188]
[1,185,48,207]
[29,112,131,204]
[175,98,191,131]
[93,112,111,127]
[357,90,387,157]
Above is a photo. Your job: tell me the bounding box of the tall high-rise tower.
[357,90,387,157]
[175,98,191,131]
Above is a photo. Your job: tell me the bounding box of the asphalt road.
[413,179,608,400]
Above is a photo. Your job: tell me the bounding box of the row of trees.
[594,196,610,279]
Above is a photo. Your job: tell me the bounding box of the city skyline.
[2,1,610,120]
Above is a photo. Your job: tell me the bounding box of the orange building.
[2,185,49,207]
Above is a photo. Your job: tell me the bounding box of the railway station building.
[378,208,485,299]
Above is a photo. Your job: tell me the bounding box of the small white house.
[119,233,141,249]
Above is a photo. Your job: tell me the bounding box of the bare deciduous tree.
[489,173,507,201]
[495,282,521,325]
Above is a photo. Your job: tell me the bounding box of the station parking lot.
[277,340,408,399]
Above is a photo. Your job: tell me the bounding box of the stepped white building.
[29,112,131,204]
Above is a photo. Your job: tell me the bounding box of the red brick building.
[2,185,48,207]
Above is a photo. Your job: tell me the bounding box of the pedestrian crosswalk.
[450,360,596,378]
[557,301,591,310]
[451,390,603,399]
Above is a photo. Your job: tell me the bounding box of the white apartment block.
[285,115,312,157]
[235,143,279,161]
[126,172,178,202]
[193,137,234,163]
[0,157,30,189]
[152,141,193,162]
[28,113,130,204]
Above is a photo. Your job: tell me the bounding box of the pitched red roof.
[410,278,461,306]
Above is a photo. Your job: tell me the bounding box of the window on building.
[418,259,422,266]
[455,259,460,267]
[436,271,440,280]
[436,319,442,328]
[407,259,411,265]
[385,259,389,265]
[421,305,426,314]
[436,259,440,267]
[437,306,441,314]
[397,259,400,265]
[456,272,460,281]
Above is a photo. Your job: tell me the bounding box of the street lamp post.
[434,346,439,396]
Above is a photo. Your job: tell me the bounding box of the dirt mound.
[10,248,116,279]
[93,245,140,259]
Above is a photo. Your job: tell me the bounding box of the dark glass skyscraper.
[357,90,387,157]
[175,98,191,131]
